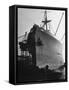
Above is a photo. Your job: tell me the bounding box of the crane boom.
[55,12,64,36]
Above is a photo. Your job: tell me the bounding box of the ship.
[17,10,65,81]
[18,10,65,68]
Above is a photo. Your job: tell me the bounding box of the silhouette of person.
[46,65,49,70]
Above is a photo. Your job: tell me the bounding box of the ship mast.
[42,11,51,30]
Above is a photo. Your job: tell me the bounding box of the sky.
[18,8,65,62]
